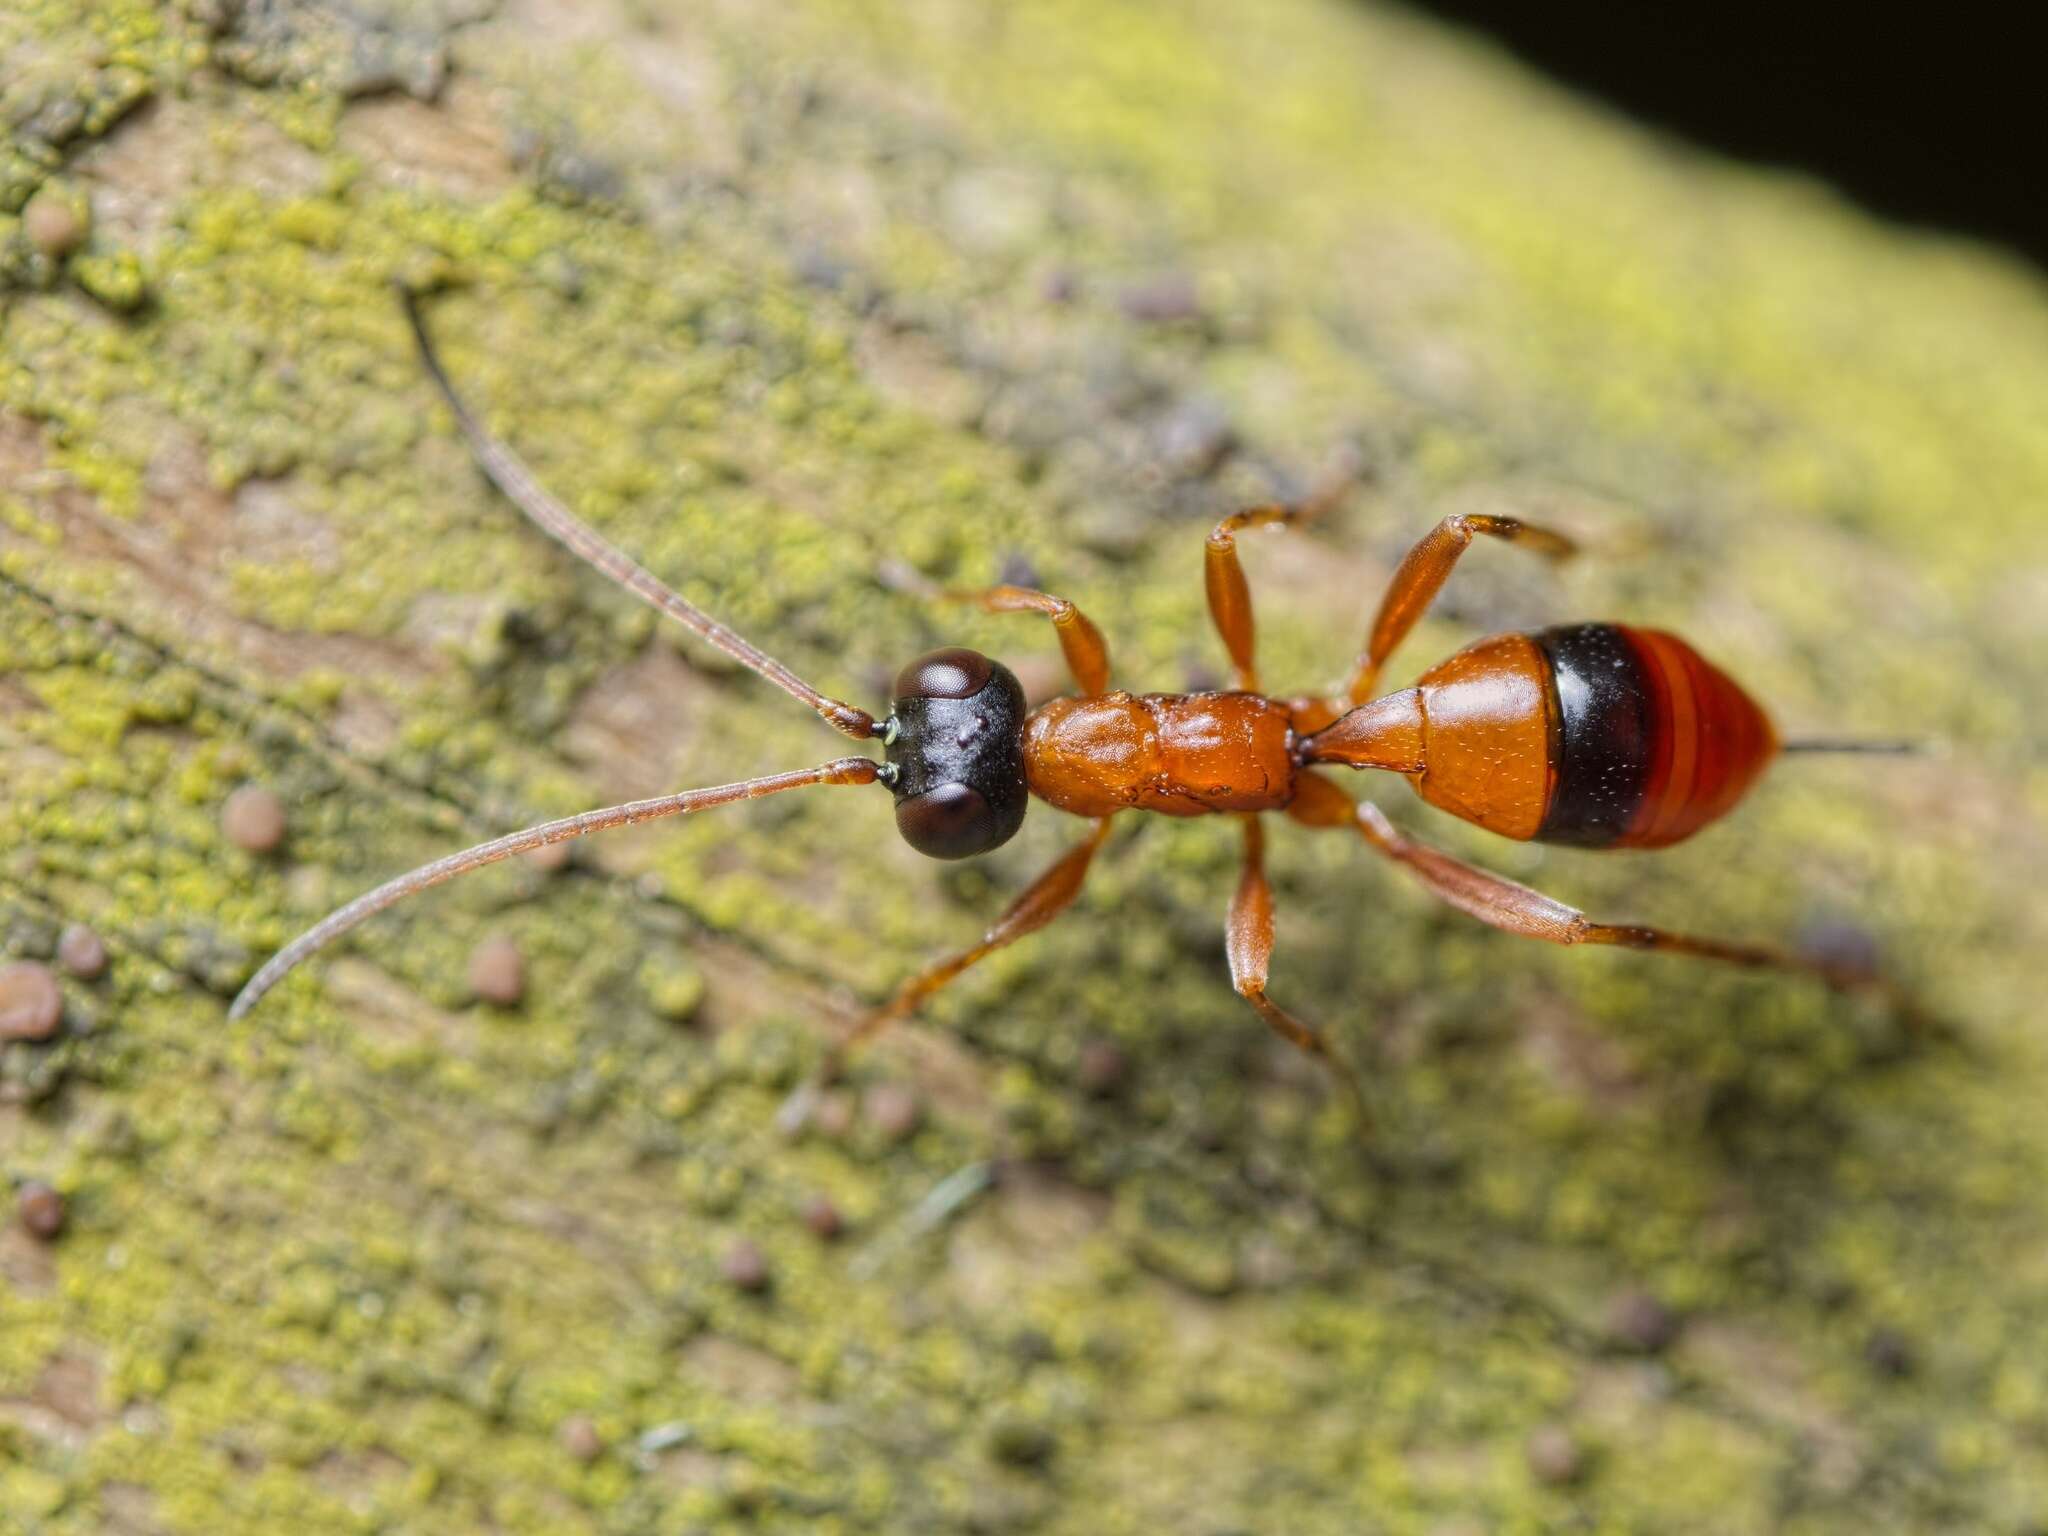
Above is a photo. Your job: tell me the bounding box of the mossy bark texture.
[5,3,2048,1532]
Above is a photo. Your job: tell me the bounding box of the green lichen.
[66,246,145,312]
[2,0,2046,1532]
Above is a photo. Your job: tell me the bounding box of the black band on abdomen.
[1535,624,1654,846]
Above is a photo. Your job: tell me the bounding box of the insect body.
[230,293,1903,1117]
[1304,622,1777,849]
[1022,690,1301,819]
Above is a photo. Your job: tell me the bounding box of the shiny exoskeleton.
[1302,622,1776,849]
[230,295,1905,1123]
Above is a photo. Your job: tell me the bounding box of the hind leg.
[1345,513,1575,703]
[1286,772,1909,1009]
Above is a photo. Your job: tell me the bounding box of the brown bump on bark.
[720,1239,770,1293]
[0,963,64,1042]
[467,936,525,1006]
[558,1414,603,1462]
[57,925,109,981]
[222,785,288,853]
[800,1195,843,1241]
[19,1181,67,1240]
[1525,1423,1584,1486]
[862,1081,922,1143]
[22,188,88,258]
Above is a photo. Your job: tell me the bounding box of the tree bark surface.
[4,2,2046,1532]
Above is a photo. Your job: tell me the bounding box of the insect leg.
[1344,513,1575,704]
[945,586,1112,696]
[1205,504,1318,692]
[1286,771,1912,1013]
[798,817,1115,1105]
[1227,816,1370,1124]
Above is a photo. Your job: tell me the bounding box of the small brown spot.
[467,936,524,1006]
[222,785,288,853]
[22,188,88,259]
[1076,1038,1128,1096]
[1118,272,1202,324]
[800,1195,843,1241]
[56,925,109,981]
[1155,398,1236,477]
[1798,918,1883,982]
[1602,1289,1679,1354]
[1525,1423,1584,1486]
[0,962,64,1042]
[558,1414,603,1463]
[862,1081,922,1143]
[811,1090,855,1140]
[986,1414,1056,1468]
[1237,1237,1296,1291]
[720,1239,770,1293]
[525,839,573,874]
[18,1180,66,1240]
[1040,267,1079,305]
[1864,1326,1915,1378]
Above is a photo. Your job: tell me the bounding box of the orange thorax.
[1024,692,1298,818]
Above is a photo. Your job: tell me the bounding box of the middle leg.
[1205,505,1309,692]
[818,816,1115,1078]
[1227,815,1370,1122]
[947,585,1111,696]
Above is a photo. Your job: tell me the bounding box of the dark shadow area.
[1406,0,2048,270]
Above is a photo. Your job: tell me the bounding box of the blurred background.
[3,2,2046,1533]
[1417,0,2047,266]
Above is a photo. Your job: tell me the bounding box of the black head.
[881,647,1029,859]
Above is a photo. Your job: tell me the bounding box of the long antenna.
[228,758,880,1019]
[401,288,877,740]
[1780,738,1927,755]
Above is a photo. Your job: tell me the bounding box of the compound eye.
[894,647,993,703]
[895,782,1001,860]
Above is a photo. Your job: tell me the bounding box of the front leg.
[816,817,1115,1080]
[949,585,1112,696]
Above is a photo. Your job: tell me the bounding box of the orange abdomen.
[1024,692,1298,818]
[1306,624,1778,848]
[1407,631,1557,841]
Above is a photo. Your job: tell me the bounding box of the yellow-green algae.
[3,0,2047,1531]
